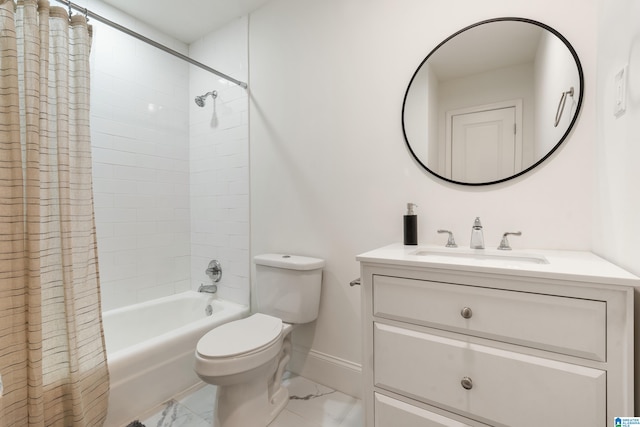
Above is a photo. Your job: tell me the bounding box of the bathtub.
[102,291,249,427]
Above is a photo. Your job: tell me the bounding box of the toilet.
[194,254,324,427]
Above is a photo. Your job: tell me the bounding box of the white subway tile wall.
[188,17,250,306]
[90,2,249,310]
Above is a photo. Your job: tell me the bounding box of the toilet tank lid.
[254,254,324,270]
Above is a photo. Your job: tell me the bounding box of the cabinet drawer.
[375,393,487,427]
[373,275,606,361]
[374,323,606,427]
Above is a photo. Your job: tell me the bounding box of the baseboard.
[289,345,362,399]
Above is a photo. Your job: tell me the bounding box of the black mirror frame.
[401,17,584,186]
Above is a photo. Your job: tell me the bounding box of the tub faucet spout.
[198,284,218,294]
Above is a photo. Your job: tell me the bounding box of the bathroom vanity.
[357,244,639,426]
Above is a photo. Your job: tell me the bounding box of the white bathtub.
[102,291,249,427]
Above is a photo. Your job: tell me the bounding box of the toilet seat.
[197,313,283,359]
[194,313,285,379]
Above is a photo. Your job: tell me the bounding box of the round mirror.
[402,18,584,185]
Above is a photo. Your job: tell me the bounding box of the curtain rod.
[54,0,248,89]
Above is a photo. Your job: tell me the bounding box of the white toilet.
[194,254,324,427]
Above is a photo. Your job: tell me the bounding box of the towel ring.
[554,86,574,127]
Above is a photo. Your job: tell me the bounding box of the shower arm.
[54,0,248,89]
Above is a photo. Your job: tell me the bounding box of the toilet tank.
[254,254,324,324]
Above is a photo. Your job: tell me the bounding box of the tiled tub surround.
[90,0,250,310]
[90,1,191,310]
[102,291,249,427]
[188,17,250,307]
[140,374,362,427]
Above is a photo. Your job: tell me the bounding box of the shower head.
[195,90,217,107]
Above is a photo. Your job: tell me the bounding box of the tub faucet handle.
[437,229,458,248]
[206,260,222,283]
[497,231,522,250]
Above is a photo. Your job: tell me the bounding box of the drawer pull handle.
[461,377,473,390]
[460,307,473,319]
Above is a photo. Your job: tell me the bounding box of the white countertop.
[357,243,640,286]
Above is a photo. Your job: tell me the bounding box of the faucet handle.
[497,231,522,250]
[206,259,222,282]
[437,229,458,248]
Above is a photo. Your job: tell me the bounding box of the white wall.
[90,1,191,310]
[593,0,640,412]
[249,0,597,395]
[593,0,640,277]
[189,18,250,306]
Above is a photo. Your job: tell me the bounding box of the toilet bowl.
[194,314,293,427]
[193,254,324,427]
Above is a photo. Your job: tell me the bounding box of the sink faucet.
[437,229,458,248]
[497,231,522,250]
[470,217,484,249]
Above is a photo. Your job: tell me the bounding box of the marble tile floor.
[136,373,363,427]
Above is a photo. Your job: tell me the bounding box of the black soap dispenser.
[403,203,418,245]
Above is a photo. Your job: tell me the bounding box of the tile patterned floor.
[139,373,362,427]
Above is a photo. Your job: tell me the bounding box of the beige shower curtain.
[0,0,109,425]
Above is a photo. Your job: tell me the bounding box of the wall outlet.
[614,65,628,117]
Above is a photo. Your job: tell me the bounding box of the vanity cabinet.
[357,244,638,427]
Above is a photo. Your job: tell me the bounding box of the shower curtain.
[0,1,109,425]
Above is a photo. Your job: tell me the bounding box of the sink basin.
[411,248,549,265]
